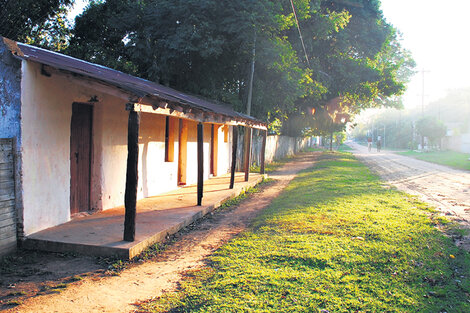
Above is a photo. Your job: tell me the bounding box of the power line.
[289,0,310,67]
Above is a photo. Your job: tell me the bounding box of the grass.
[139,152,470,313]
[218,178,272,210]
[251,156,295,174]
[397,150,470,171]
[338,144,353,151]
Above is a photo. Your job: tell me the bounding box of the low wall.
[443,134,470,153]
[236,131,316,170]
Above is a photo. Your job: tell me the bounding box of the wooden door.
[177,119,188,185]
[70,103,93,215]
[210,124,218,176]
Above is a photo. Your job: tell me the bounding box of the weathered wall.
[20,61,233,235]
[137,114,178,200]
[443,133,470,153]
[21,62,97,235]
[186,122,211,184]
[20,62,146,234]
[217,126,231,176]
[0,139,16,257]
[0,39,23,245]
[0,40,21,141]
[237,131,315,170]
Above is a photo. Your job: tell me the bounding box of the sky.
[67,0,88,23]
[380,0,470,109]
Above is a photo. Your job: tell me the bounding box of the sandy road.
[349,142,470,231]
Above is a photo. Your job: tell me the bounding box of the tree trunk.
[329,132,333,151]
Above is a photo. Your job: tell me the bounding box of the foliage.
[67,0,414,135]
[68,0,311,117]
[416,116,447,147]
[398,150,470,171]
[139,152,470,312]
[333,131,346,146]
[352,109,416,150]
[0,0,74,50]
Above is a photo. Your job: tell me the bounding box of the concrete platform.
[23,172,264,259]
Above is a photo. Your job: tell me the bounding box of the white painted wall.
[217,126,231,176]
[137,114,178,199]
[20,62,118,235]
[20,61,234,235]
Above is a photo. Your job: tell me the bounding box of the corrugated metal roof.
[2,37,266,128]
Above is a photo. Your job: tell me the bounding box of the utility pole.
[244,30,256,180]
[420,68,430,115]
[246,33,256,116]
[383,124,386,149]
[420,68,430,149]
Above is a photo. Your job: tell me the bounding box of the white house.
[0,37,266,256]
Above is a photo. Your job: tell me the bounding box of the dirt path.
[350,143,470,247]
[5,153,318,313]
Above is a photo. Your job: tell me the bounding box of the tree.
[351,108,417,150]
[68,0,325,120]
[0,0,74,50]
[416,116,446,148]
[281,0,415,135]
[67,0,414,134]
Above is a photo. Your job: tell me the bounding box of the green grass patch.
[338,144,353,151]
[306,147,325,152]
[140,152,470,313]
[251,156,295,173]
[218,178,273,210]
[397,150,470,171]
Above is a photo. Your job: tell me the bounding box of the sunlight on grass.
[398,150,470,171]
[251,155,295,174]
[140,152,470,313]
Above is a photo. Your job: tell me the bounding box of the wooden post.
[123,107,140,242]
[244,127,252,182]
[260,129,267,175]
[229,126,238,189]
[197,123,204,206]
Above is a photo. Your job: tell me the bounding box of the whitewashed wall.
[236,130,315,170]
[20,62,232,235]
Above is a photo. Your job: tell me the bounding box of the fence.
[0,138,16,257]
[236,130,316,170]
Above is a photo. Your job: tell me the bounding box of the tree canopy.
[0,0,74,50]
[416,116,447,147]
[66,0,414,135]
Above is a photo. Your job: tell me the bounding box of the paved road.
[349,142,470,229]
